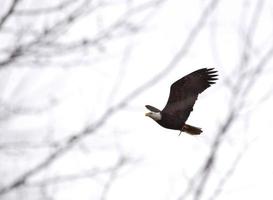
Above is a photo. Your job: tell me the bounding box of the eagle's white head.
[145,112,162,121]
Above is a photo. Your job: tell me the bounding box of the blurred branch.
[100,156,127,200]
[192,112,235,200]
[225,0,264,96]
[0,0,93,68]
[239,0,264,70]
[25,155,128,187]
[176,1,272,199]
[177,112,235,200]
[14,0,76,15]
[0,0,165,68]
[106,44,132,107]
[0,0,220,196]
[208,146,247,200]
[0,98,58,121]
[0,0,20,29]
[190,42,273,200]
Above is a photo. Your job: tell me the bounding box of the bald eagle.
[145,68,218,135]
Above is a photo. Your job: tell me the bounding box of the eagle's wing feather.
[162,68,218,123]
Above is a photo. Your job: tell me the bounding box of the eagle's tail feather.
[183,124,202,135]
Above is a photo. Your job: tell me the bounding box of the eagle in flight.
[145,68,218,135]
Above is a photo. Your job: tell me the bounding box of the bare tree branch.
[0,0,165,68]
[191,40,273,200]
[0,0,220,196]
[0,0,20,29]
[192,112,235,200]
[14,0,77,15]
[100,156,127,200]
[208,145,248,200]
[175,2,273,199]
[24,156,128,187]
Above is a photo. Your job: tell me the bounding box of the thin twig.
[0,0,219,195]
[0,0,20,29]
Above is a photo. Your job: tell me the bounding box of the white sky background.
[1,0,273,199]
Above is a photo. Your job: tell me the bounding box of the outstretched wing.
[162,68,218,123]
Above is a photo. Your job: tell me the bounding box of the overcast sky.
[1,0,273,200]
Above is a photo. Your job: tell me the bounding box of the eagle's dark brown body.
[157,112,183,130]
[145,68,218,135]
